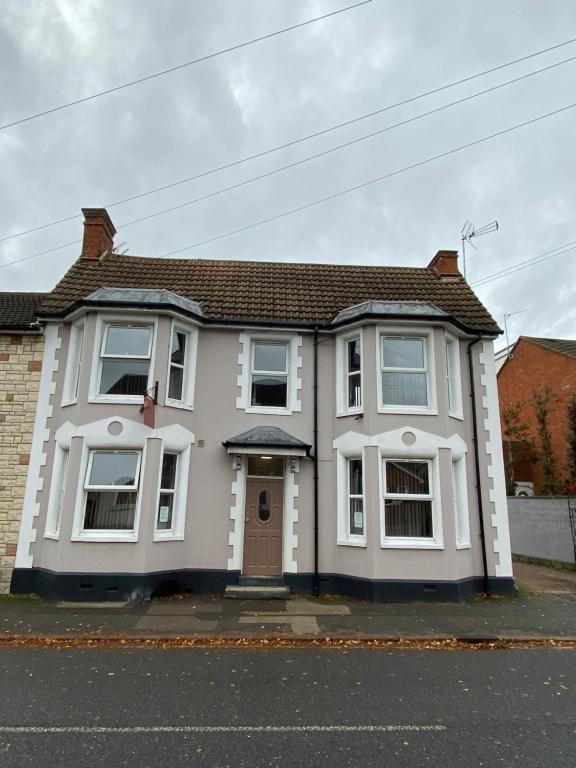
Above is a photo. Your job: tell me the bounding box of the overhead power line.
[158,101,576,258]
[0,1,372,133]
[471,240,576,287]
[3,32,576,244]
[2,100,575,272]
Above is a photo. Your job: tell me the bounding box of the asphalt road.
[0,648,574,767]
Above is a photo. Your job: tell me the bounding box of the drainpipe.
[313,327,320,597]
[467,336,490,596]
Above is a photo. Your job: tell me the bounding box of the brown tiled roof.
[0,292,45,331]
[523,336,576,360]
[40,255,500,333]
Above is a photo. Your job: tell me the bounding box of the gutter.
[467,336,490,596]
[313,326,320,597]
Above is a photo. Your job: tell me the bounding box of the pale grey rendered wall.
[28,310,505,584]
[508,498,576,565]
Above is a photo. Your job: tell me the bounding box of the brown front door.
[243,478,283,576]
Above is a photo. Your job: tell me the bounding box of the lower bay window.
[157,452,178,531]
[348,459,364,537]
[381,458,441,547]
[83,450,141,532]
[337,451,367,546]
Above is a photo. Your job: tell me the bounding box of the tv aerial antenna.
[460,219,499,279]
[503,307,530,358]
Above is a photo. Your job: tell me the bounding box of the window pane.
[168,365,183,400]
[171,331,186,365]
[347,338,361,372]
[382,371,427,406]
[99,360,149,396]
[253,342,286,372]
[89,452,139,487]
[251,374,288,407]
[84,491,136,530]
[349,497,364,536]
[348,372,362,408]
[386,461,430,495]
[349,459,362,495]
[247,456,284,477]
[104,326,151,357]
[157,492,174,530]
[161,453,177,490]
[258,489,271,522]
[385,499,432,537]
[383,337,424,369]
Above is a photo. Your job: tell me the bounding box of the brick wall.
[0,332,44,592]
[498,339,576,489]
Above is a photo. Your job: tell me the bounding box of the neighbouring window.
[157,452,178,531]
[168,329,186,401]
[99,324,152,397]
[381,336,428,407]
[348,458,364,537]
[62,322,84,404]
[445,335,463,418]
[250,341,288,408]
[383,459,433,538]
[83,450,141,531]
[346,338,362,409]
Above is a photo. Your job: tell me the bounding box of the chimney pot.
[81,208,116,260]
[427,249,460,277]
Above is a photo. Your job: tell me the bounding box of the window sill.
[448,410,464,421]
[43,532,60,541]
[337,538,367,548]
[244,405,293,416]
[165,399,194,411]
[88,396,144,405]
[377,406,438,416]
[456,541,471,550]
[71,533,138,543]
[381,539,443,550]
[336,408,364,418]
[61,399,78,408]
[154,533,184,542]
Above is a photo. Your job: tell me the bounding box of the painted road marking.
[0,725,446,734]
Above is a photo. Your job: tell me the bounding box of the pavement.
[1,561,575,642]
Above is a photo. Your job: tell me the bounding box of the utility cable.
[471,240,576,287]
[2,30,576,243]
[0,1,372,132]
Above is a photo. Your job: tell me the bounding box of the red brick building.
[497,336,576,493]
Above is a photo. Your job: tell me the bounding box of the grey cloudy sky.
[1,0,575,348]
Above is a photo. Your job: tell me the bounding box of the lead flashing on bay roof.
[54,287,204,323]
[332,300,448,325]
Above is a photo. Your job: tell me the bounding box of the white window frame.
[380,456,443,549]
[236,332,302,415]
[154,444,190,541]
[61,321,84,406]
[336,448,367,547]
[89,314,157,404]
[376,325,437,415]
[453,454,471,549]
[44,445,69,539]
[72,447,144,541]
[445,332,463,420]
[165,320,198,410]
[336,328,363,416]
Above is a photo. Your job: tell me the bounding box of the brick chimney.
[427,250,460,278]
[81,208,116,260]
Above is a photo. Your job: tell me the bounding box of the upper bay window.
[378,327,437,414]
[445,333,463,419]
[98,323,153,398]
[336,330,363,416]
[166,322,197,409]
[83,450,141,532]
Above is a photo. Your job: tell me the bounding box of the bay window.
[348,458,364,537]
[83,450,141,531]
[98,323,152,397]
[157,452,178,531]
[346,337,362,409]
[445,334,463,419]
[382,459,433,539]
[381,336,428,407]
